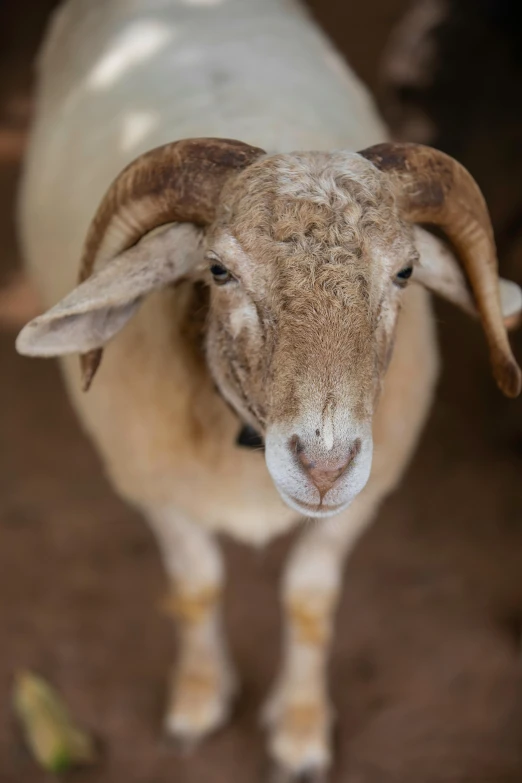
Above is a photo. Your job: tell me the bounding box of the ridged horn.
[78,137,265,390]
[358,142,521,398]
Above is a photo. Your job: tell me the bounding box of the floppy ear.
[413,227,522,331]
[16,223,202,357]
[25,137,264,390]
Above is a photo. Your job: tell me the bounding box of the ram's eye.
[395,266,413,286]
[209,261,233,285]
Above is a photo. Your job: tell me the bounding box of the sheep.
[15,0,522,779]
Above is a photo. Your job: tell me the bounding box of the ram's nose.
[292,436,361,497]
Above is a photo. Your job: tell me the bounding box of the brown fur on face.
[204,152,418,432]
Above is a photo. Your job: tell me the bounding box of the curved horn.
[358,142,521,398]
[78,137,265,390]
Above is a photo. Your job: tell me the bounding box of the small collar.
[236,424,264,450]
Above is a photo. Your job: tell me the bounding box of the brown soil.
[1,2,522,782]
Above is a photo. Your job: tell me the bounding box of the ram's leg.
[147,508,237,745]
[263,492,379,781]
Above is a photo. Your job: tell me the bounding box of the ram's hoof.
[163,665,238,750]
[264,759,328,783]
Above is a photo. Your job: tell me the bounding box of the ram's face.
[17,136,518,519]
[205,152,418,517]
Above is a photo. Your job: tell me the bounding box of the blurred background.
[1,1,522,781]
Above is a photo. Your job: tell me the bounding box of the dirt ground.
[1,2,522,782]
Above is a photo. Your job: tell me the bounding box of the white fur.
[87,21,175,89]
[265,419,374,518]
[500,279,522,320]
[322,409,335,452]
[228,301,258,337]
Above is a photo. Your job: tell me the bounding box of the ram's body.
[20,0,437,546]
[21,1,522,777]
[31,0,522,777]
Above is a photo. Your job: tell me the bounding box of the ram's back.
[19,0,387,307]
[16,0,438,541]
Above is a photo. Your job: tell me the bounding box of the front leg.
[264,491,380,781]
[147,508,237,745]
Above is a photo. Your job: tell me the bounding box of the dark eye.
[395,266,413,286]
[210,261,233,285]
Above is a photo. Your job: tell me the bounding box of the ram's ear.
[16,223,203,357]
[413,227,522,331]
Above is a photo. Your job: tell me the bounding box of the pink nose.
[292,437,361,498]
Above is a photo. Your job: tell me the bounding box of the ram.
[16,0,522,779]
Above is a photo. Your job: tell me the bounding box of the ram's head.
[17,139,522,517]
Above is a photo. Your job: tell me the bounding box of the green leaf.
[13,671,97,773]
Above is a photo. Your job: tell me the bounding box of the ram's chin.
[276,488,355,519]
